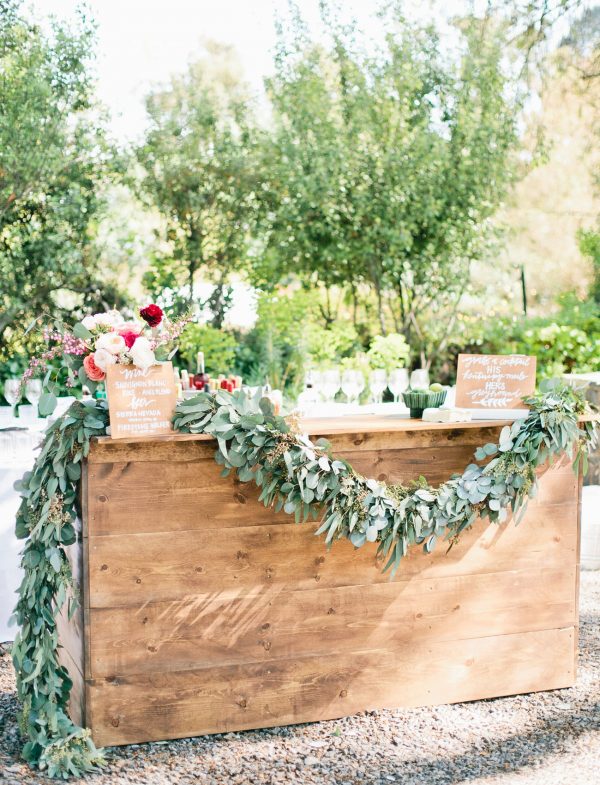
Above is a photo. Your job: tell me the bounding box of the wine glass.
[341,370,359,404]
[323,369,341,403]
[354,370,365,405]
[4,378,21,418]
[309,370,323,401]
[410,368,430,390]
[25,379,42,415]
[369,370,387,404]
[388,369,409,402]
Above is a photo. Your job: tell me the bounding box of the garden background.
[1,0,599,399]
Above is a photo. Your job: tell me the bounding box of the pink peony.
[118,328,141,349]
[83,353,106,382]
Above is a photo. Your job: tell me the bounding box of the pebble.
[1,572,599,784]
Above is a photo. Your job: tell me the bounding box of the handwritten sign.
[106,362,177,439]
[455,354,536,410]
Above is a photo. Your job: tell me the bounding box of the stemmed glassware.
[388,368,409,402]
[4,379,21,418]
[25,379,42,415]
[410,368,430,389]
[322,369,341,403]
[354,370,365,404]
[369,370,387,404]
[341,370,363,405]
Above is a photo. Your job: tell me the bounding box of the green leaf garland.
[11,382,597,777]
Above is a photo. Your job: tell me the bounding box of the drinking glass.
[323,369,341,403]
[369,369,387,404]
[410,368,430,390]
[4,378,21,418]
[341,370,358,404]
[388,368,409,402]
[25,379,42,413]
[354,370,365,405]
[308,370,323,400]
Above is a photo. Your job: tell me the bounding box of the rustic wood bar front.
[57,416,581,747]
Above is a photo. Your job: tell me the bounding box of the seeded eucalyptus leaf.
[72,322,93,340]
[38,393,57,417]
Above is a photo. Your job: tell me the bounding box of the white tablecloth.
[0,426,44,641]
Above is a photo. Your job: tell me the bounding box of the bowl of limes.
[402,383,447,419]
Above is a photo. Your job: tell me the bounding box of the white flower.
[81,315,97,330]
[129,336,156,370]
[95,310,124,328]
[93,348,117,371]
[96,332,126,355]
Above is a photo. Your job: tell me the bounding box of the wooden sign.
[455,354,536,410]
[105,362,178,440]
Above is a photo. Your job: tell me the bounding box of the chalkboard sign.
[455,354,536,411]
[106,362,178,439]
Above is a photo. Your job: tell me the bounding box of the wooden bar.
[58,416,582,747]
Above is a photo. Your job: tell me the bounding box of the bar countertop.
[93,411,597,446]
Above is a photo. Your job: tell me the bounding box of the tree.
[135,42,261,327]
[261,2,519,365]
[0,1,122,354]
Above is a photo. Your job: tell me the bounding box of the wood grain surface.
[86,497,577,607]
[86,626,575,747]
[88,566,576,677]
[55,421,582,747]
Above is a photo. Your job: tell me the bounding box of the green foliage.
[233,290,361,390]
[429,293,600,385]
[178,324,238,375]
[12,399,109,777]
[134,42,261,326]
[260,2,519,360]
[367,334,410,372]
[578,227,600,304]
[234,291,314,390]
[0,2,124,356]
[14,380,595,776]
[305,321,360,368]
[173,382,595,571]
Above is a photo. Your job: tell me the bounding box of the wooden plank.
[87,460,287,536]
[88,566,576,677]
[86,499,578,608]
[86,446,575,538]
[574,464,584,680]
[86,626,575,747]
[80,466,93,679]
[89,414,596,461]
[56,644,85,727]
[89,424,506,463]
[87,445,498,536]
[55,534,84,680]
[317,426,504,452]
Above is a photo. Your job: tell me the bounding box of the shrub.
[178,324,238,375]
[366,334,411,372]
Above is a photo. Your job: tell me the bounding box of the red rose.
[83,353,105,382]
[118,328,141,349]
[140,304,163,327]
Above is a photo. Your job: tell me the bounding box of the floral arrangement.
[11,379,597,777]
[22,304,189,415]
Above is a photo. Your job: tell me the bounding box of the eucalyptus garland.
[11,382,596,777]
[11,400,109,778]
[173,382,596,571]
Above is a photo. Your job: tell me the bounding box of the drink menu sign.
[106,362,178,439]
[455,354,536,410]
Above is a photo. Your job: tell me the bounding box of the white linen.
[0,426,44,641]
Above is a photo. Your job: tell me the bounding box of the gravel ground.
[1,572,599,785]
